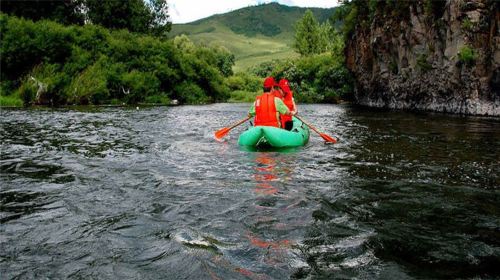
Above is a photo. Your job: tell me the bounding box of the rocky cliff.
[345,0,499,116]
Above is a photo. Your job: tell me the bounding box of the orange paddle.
[214,116,252,140]
[294,115,337,143]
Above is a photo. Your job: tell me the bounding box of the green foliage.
[146,0,172,37]
[122,70,161,104]
[0,82,23,107]
[173,81,210,104]
[331,1,358,39]
[199,45,235,77]
[170,3,336,70]
[416,53,432,72]
[0,94,23,107]
[84,0,151,33]
[144,94,170,105]
[30,63,70,105]
[0,0,84,25]
[250,60,282,77]
[175,3,335,37]
[458,46,476,66]
[294,10,322,56]
[226,73,261,92]
[229,16,281,37]
[461,18,474,31]
[0,16,73,81]
[72,24,110,59]
[228,90,260,103]
[16,77,37,106]
[1,14,230,106]
[207,3,333,38]
[67,58,109,105]
[173,35,196,52]
[270,53,353,103]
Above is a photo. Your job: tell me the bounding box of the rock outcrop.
[346,0,499,116]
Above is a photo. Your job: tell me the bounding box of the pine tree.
[293,10,321,56]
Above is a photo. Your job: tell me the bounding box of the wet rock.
[346,0,500,116]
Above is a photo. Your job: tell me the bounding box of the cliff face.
[346,0,499,116]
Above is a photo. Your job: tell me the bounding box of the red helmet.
[278,79,291,95]
[263,77,276,88]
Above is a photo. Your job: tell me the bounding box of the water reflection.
[240,152,308,278]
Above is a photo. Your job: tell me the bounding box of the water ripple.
[1,104,499,279]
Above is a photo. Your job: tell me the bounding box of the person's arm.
[274,98,293,116]
[291,97,297,115]
[248,101,256,117]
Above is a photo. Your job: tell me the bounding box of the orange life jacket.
[280,92,294,127]
[272,89,281,98]
[254,93,279,127]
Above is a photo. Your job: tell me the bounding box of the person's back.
[249,77,293,128]
[278,79,297,130]
[254,91,278,127]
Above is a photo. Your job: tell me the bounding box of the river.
[1,103,499,279]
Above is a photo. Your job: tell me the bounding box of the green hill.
[170,3,336,72]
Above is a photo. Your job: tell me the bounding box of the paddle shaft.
[228,116,251,130]
[215,116,252,139]
[294,115,322,135]
[294,115,337,143]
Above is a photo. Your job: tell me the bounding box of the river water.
[1,103,499,279]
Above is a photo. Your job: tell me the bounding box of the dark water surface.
[1,104,499,279]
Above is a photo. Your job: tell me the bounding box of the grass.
[0,94,23,107]
[235,49,299,72]
[173,21,298,72]
[169,2,337,71]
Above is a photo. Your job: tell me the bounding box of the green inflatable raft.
[238,117,310,148]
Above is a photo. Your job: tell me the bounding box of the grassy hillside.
[170,3,335,72]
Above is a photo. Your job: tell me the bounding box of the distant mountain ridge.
[184,3,334,37]
[170,3,336,71]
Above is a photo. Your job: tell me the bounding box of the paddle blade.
[320,133,337,143]
[214,127,230,140]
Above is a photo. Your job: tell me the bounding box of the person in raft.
[248,77,295,128]
[277,78,297,131]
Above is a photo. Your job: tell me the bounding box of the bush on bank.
[0,14,230,106]
[250,53,353,103]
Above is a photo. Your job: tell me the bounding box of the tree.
[147,0,172,37]
[0,0,85,25]
[84,0,150,32]
[293,10,321,56]
[84,0,171,35]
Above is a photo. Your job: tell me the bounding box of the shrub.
[0,93,23,107]
[228,90,259,103]
[173,81,209,104]
[250,60,282,77]
[28,63,71,104]
[458,46,476,66]
[16,77,37,106]
[269,53,353,103]
[67,59,109,105]
[226,72,261,92]
[1,14,234,105]
[1,16,74,81]
[144,94,170,105]
[121,70,160,104]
